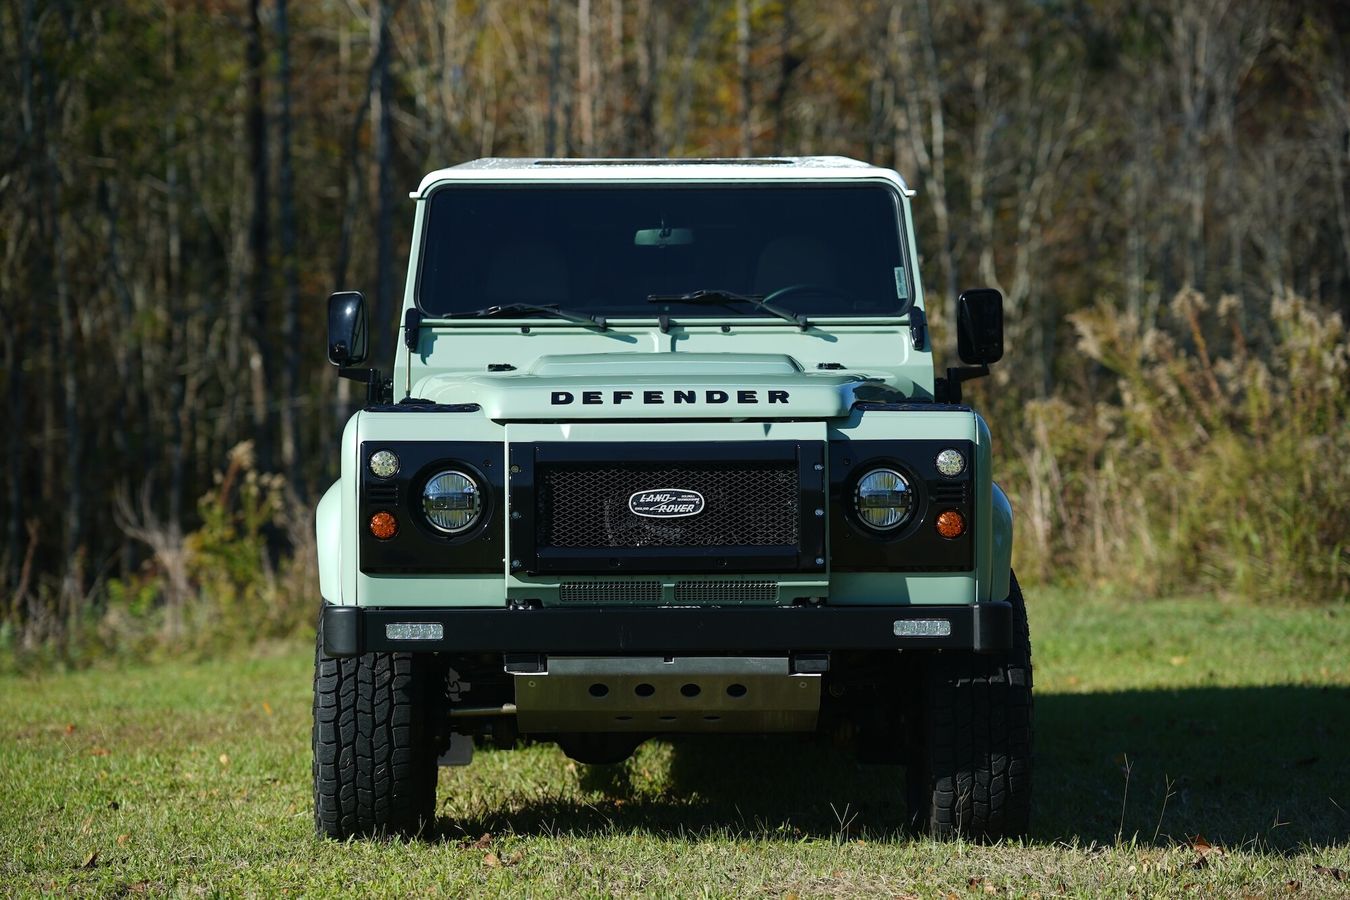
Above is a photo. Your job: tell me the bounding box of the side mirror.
[327,291,368,366]
[956,288,1003,366]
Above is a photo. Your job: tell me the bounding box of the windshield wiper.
[646,289,808,330]
[446,302,607,330]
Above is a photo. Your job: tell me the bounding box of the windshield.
[416,183,912,319]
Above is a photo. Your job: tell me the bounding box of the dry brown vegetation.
[1000,290,1349,602]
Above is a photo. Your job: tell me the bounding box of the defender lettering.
[551,388,790,406]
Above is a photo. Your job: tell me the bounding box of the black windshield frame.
[415,181,914,320]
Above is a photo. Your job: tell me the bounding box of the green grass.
[2,590,1348,897]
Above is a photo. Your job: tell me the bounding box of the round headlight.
[369,449,400,479]
[854,468,915,531]
[935,448,966,478]
[422,470,482,533]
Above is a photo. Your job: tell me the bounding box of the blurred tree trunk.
[8,0,37,598]
[630,0,658,156]
[737,0,753,156]
[246,0,273,470]
[669,0,710,154]
[547,0,562,156]
[164,2,187,540]
[372,0,395,367]
[330,20,363,434]
[913,0,954,306]
[277,0,302,492]
[769,0,796,155]
[577,0,594,154]
[53,34,84,618]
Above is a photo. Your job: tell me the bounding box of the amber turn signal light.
[369,511,398,540]
[935,509,966,539]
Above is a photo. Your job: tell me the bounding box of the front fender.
[989,481,1014,602]
[316,481,343,603]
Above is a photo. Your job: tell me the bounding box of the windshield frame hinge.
[403,307,425,351]
[909,307,928,351]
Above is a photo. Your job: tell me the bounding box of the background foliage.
[2,0,1347,662]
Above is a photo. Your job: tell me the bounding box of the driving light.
[422,470,482,533]
[369,511,398,540]
[935,448,966,478]
[854,468,915,531]
[893,619,952,637]
[369,449,400,479]
[385,622,444,641]
[935,509,966,539]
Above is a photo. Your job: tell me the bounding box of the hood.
[409,352,906,420]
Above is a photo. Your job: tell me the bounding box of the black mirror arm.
[935,365,990,404]
[338,366,392,405]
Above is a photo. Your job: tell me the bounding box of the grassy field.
[2,590,1348,898]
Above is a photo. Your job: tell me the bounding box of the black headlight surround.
[829,438,975,572]
[359,441,504,574]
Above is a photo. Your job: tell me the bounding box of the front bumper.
[320,601,1013,658]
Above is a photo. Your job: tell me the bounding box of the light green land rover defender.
[313,156,1031,840]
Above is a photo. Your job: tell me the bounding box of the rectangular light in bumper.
[892,618,952,637]
[385,622,445,640]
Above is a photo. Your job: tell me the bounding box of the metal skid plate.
[512,656,820,734]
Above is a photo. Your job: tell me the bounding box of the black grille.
[366,483,399,505]
[674,580,779,604]
[930,482,969,505]
[559,581,662,604]
[538,463,799,549]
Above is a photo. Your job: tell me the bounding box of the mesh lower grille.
[538,463,799,549]
[557,580,780,604]
[559,581,661,604]
[674,580,778,604]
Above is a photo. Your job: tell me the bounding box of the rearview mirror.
[327,291,368,366]
[956,288,1003,366]
[634,226,694,247]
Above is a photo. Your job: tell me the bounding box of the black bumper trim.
[320,601,1013,658]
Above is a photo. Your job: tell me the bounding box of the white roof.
[413,156,912,198]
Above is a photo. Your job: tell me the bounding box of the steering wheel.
[763,283,852,306]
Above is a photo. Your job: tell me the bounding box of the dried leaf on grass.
[1313,865,1345,881]
[1189,834,1226,869]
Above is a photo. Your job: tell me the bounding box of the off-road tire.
[312,619,439,839]
[906,573,1033,840]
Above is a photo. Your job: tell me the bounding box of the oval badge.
[628,488,705,519]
